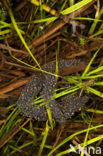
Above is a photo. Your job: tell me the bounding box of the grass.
[48,125,103,156]
[0,0,103,155]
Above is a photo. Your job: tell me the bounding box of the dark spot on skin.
[17,59,89,123]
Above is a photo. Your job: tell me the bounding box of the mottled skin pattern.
[17,59,89,123]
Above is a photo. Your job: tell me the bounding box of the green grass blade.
[61,0,94,15]
[0,108,20,140]
[88,6,103,35]
[8,6,41,69]
[86,86,103,98]
[56,134,103,155]
[38,121,50,156]
[87,109,103,114]
[87,66,103,76]
[81,46,101,78]
[48,124,103,156]
[31,0,94,24]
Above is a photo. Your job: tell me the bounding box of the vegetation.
[0,0,103,155]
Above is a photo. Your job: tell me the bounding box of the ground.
[0,0,103,155]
